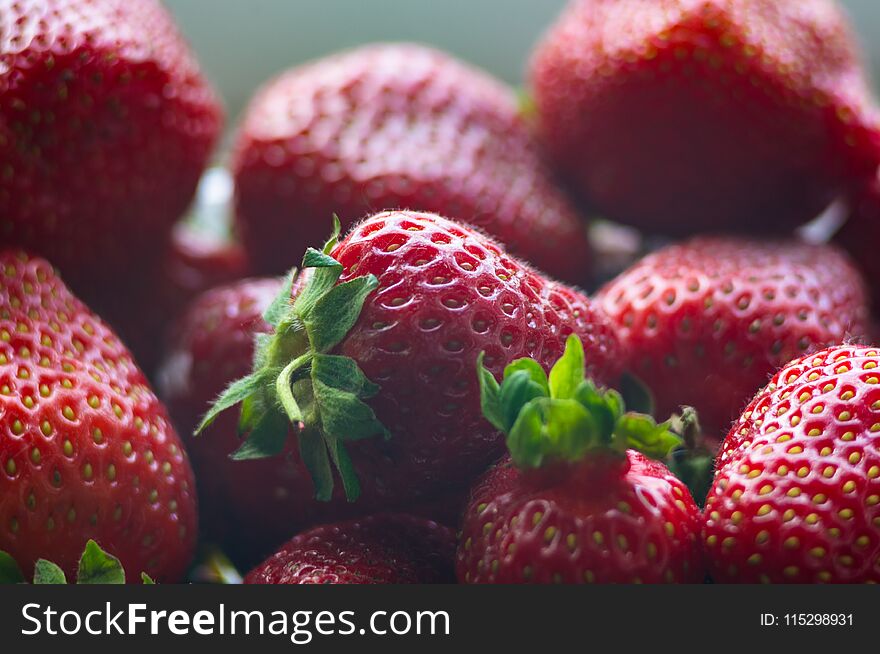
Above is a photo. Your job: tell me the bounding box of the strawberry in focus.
[457,336,704,583]
[703,345,880,583]
[199,211,621,516]
[530,0,880,235]
[0,0,223,297]
[244,514,456,584]
[0,251,197,582]
[597,238,868,444]
[232,43,591,283]
[160,274,467,563]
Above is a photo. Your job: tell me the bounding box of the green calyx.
[195,216,388,503]
[0,540,154,585]
[478,334,681,470]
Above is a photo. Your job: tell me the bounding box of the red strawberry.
[530,0,880,235]
[160,274,470,564]
[597,237,868,443]
[835,168,880,311]
[199,211,620,518]
[0,0,222,296]
[0,251,197,582]
[232,43,591,283]
[244,514,456,584]
[457,336,703,583]
[703,345,880,583]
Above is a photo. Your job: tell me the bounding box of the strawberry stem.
[196,218,388,502]
[478,335,681,469]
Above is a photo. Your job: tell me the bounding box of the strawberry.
[529,0,880,235]
[457,336,703,583]
[703,345,880,583]
[158,275,329,560]
[0,0,223,297]
[199,211,621,518]
[835,169,880,311]
[0,251,197,582]
[231,43,591,284]
[597,237,868,443]
[244,514,456,584]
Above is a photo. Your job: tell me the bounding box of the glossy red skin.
[530,0,880,235]
[0,0,222,295]
[704,345,880,583]
[598,238,868,443]
[0,251,197,582]
[232,43,591,284]
[329,211,620,505]
[835,170,880,311]
[457,452,704,583]
[159,275,469,565]
[245,514,455,585]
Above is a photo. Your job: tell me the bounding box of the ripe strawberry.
[244,514,456,584]
[200,211,620,516]
[457,336,703,584]
[0,251,197,582]
[703,345,880,583]
[597,237,868,443]
[231,43,591,283]
[835,169,880,310]
[0,0,223,296]
[158,275,326,559]
[161,273,470,564]
[530,0,880,235]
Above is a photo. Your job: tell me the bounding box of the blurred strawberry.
[232,43,591,283]
[530,0,880,235]
[0,0,222,305]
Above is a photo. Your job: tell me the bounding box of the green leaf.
[33,559,67,584]
[507,398,597,469]
[77,540,125,584]
[302,248,341,270]
[499,370,547,433]
[195,372,263,435]
[0,551,24,584]
[574,382,620,445]
[303,275,378,353]
[321,214,343,255]
[293,249,343,320]
[312,379,388,443]
[299,430,335,501]
[548,335,585,400]
[323,434,361,502]
[262,268,298,328]
[477,353,504,432]
[230,409,290,460]
[141,573,156,585]
[503,358,549,394]
[620,372,655,416]
[615,414,682,459]
[311,354,379,399]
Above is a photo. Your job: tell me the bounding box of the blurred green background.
[164,0,880,124]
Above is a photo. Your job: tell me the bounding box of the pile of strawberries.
[2,0,880,585]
